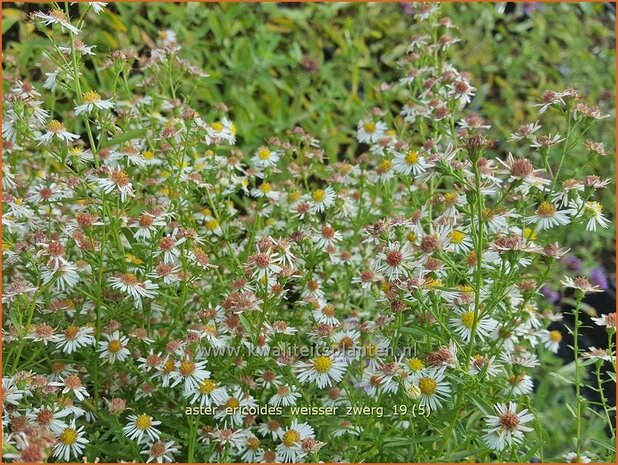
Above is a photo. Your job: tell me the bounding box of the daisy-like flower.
[483,402,534,451]
[132,212,168,240]
[2,377,26,406]
[564,452,592,464]
[309,186,336,213]
[141,440,179,463]
[252,147,282,168]
[332,330,361,357]
[33,9,81,34]
[53,420,89,461]
[251,181,280,200]
[509,121,541,141]
[88,2,108,14]
[416,367,451,410]
[591,312,616,329]
[446,228,473,254]
[53,325,95,354]
[74,90,114,115]
[26,405,71,435]
[583,347,614,362]
[247,250,282,284]
[157,29,177,46]
[312,224,342,249]
[392,150,427,176]
[449,308,498,343]
[214,387,258,427]
[276,420,315,463]
[505,373,534,396]
[311,302,339,325]
[525,201,570,230]
[170,358,210,395]
[269,384,301,407]
[497,153,550,190]
[539,329,562,353]
[206,117,237,144]
[97,331,131,364]
[58,38,96,56]
[188,378,227,407]
[356,119,387,144]
[469,354,503,377]
[92,167,135,201]
[295,353,347,389]
[237,433,264,462]
[258,419,284,440]
[403,357,427,385]
[155,233,186,264]
[374,242,413,280]
[52,374,89,401]
[123,414,162,444]
[561,276,603,294]
[580,201,610,231]
[35,120,80,144]
[109,273,159,309]
[42,261,81,291]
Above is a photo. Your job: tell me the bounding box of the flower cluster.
[2,2,615,463]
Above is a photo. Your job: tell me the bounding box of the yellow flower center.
[549,330,562,342]
[199,379,216,394]
[211,122,224,131]
[523,227,537,241]
[163,359,174,373]
[405,151,419,165]
[59,428,78,445]
[64,325,79,340]
[247,437,260,449]
[47,120,65,133]
[407,357,424,372]
[537,201,556,217]
[450,230,465,244]
[312,189,326,202]
[377,159,392,172]
[585,201,603,215]
[206,219,220,231]
[313,355,333,373]
[143,151,155,160]
[257,148,271,160]
[82,90,101,104]
[204,324,217,336]
[225,398,240,409]
[364,343,377,358]
[135,414,153,430]
[179,360,196,377]
[260,183,272,193]
[108,340,122,353]
[363,122,376,133]
[282,429,300,447]
[418,377,437,395]
[461,311,475,328]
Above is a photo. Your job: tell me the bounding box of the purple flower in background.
[589,267,609,291]
[540,285,560,304]
[523,3,542,15]
[563,255,583,272]
[400,2,414,16]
